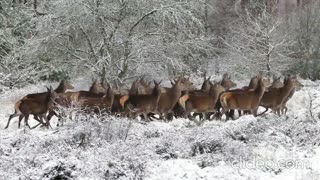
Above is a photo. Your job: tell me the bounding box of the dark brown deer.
[220,76,267,119]
[5,80,74,128]
[258,75,301,115]
[5,87,57,129]
[179,82,225,120]
[120,81,162,120]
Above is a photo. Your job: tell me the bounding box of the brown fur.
[259,75,298,115]
[5,87,57,129]
[122,81,162,120]
[180,83,225,119]
[156,78,185,119]
[220,77,266,117]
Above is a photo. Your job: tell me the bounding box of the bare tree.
[21,0,217,87]
[223,0,291,77]
[286,0,320,80]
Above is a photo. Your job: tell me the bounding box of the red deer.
[171,74,212,119]
[120,81,162,120]
[5,80,74,129]
[46,80,108,124]
[156,77,195,120]
[5,87,57,129]
[77,83,114,114]
[218,75,271,119]
[258,75,299,116]
[111,78,153,116]
[179,82,225,120]
[156,78,186,120]
[220,76,267,119]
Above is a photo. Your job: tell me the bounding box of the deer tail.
[178,94,189,110]
[220,93,229,108]
[14,100,23,115]
[120,95,130,109]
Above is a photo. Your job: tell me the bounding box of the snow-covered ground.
[0,78,320,180]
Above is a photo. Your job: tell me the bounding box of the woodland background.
[1,0,319,88]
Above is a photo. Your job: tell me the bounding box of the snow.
[0,79,320,179]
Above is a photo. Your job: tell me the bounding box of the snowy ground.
[1,78,320,180]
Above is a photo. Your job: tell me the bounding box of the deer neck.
[169,84,182,99]
[55,83,66,93]
[254,81,265,100]
[280,81,294,98]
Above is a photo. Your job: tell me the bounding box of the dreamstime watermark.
[231,156,311,170]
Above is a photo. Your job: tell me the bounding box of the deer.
[46,80,109,125]
[5,80,74,128]
[258,75,301,116]
[111,78,153,117]
[5,87,57,129]
[119,81,162,120]
[217,74,271,119]
[149,76,195,120]
[154,77,187,120]
[77,83,114,114]
[179,82,225,120]
[220,76,267,120]
[192,73,237,120]
[170,74,212,119]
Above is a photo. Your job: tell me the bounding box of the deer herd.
[4,73,303,129]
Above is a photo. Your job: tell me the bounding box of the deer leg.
[24,114,31,129]
[143,113,150,122]
[251,108,258,117]
[282,106,288,115]
[229,110,235,120]
[221,108,230,121]
[166,113,174,121]
[18,115,24,129]
[4,113,21,129]
[43,115,52,129]
[47,110,58,126]
[30,115,46,129]
[201,113,210,121]
[33,115,43,123]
